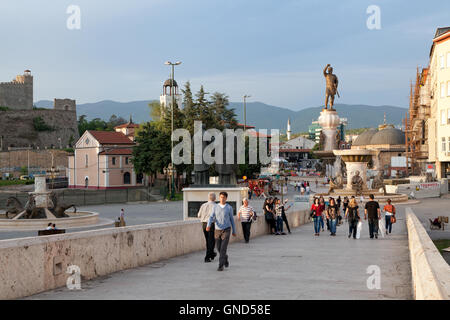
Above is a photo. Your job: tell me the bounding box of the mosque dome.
[369,127,405,145]
[352,128,378,146]
[163,79,178,87]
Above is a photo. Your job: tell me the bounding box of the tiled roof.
[114,122,140,129]
[279,148,311,153]
[88,130,135,145]
[98,148,133,155]
[434,27,450,39]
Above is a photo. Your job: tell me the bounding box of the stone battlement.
[0,71,33,110]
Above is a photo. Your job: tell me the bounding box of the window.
[125,157,129,164]
[441,83,446,98]
[112,157,116,165]
[441,110,446,125]
[85,154,88,167]
[447,52,450,68]
[448,109,450,124]
[440,55,445,69]
[442,137,446,152]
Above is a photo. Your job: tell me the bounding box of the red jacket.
[310,204,324,217]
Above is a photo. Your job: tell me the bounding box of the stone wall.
[406,208,450,300]
[0,79,33,110]
[0,109,79,150]
[0,209,310,299]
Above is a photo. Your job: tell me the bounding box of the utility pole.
[165,61,181,199]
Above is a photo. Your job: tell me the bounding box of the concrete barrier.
[405,207,450,300]
[0,209,309,299]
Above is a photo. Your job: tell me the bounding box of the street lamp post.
[243,95,251,131]
[165,61,181,199]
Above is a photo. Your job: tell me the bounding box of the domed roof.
[163,79,178,87]
[369,127,405,145]
[353,128,378,146]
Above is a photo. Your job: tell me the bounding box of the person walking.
[238,198,255,243]
[206,192,237,271]
[326,198,338,236]
[311,197,324,236]
[345,197,360,239]
[342,196,349,215]
[319,196,326,231]
[383,198,396,235]
[306,184,311,195]
[197,192,218,262]
[263,197,276,234]
[364,194,381,239]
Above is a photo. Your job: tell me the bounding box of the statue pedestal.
[345,162,368,190]
[182,186,248,220]
[318,109,340,151]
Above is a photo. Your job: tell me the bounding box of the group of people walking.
[310,194,396,239]
[294,181,311,195]
[197,188,397,272]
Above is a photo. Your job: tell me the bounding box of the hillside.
[35,100,407,133]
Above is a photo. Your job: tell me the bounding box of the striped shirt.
[238,205,254,222]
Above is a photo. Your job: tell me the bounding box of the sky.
[0,0,449,109]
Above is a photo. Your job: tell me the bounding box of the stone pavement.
[29,203,412,300]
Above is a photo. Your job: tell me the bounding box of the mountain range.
[34,100,407,133]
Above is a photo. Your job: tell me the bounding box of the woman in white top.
[238,198,255,243]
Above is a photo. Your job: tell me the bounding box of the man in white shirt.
[197,192,218,263]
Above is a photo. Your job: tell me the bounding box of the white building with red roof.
[68,130,144,189]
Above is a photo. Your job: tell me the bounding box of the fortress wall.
[0,82,32,110]
[0,109,79,150]
[0,209,310,299]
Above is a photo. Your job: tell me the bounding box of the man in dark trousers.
[197,192,218,263]
[206,192,236,271]
[364,194,381,239]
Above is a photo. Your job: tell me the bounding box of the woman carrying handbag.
[383,198,396,235]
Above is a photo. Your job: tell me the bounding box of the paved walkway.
[29,203,412,300]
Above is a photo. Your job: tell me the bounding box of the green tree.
[131,122,171,178]
[210,92,237,130]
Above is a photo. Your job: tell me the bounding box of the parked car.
[19,175,31,181]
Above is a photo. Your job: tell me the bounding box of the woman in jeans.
[311,197,324,236]
[274,198,292,235]
[345,198,360,239]
[319,196,326,231]
[326,198,338,236]
[263,197,276,234]
[383,198,396,235]
[238,198,255,243]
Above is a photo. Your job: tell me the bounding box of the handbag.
[390,216,396,224]
[309,210,316,218]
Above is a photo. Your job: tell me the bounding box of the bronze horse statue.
[5,195,44,219]
[49,192,76,218]
[5,196,24,219]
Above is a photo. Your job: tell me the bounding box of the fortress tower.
[159,78,182,114]
[0,70,33,110]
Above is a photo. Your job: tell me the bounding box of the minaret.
[287,118,291,140]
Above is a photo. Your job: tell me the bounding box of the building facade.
[427,27,450,178]
[68,130,144,189]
